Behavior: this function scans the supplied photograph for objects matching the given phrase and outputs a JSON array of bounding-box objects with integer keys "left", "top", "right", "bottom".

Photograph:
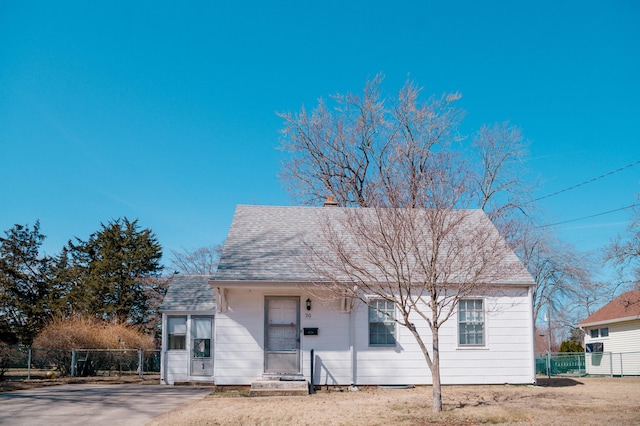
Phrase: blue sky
[{"left": 1, "top": 1, "right": 639, "bottom": 275}]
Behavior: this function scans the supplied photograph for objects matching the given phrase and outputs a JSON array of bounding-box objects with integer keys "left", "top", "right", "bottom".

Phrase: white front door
[
  {"left": 264, "top": 296, "right": 300, "bottom": 374},
  {"left": 190, "top": 316, "right": 213, "bottom": 377}
]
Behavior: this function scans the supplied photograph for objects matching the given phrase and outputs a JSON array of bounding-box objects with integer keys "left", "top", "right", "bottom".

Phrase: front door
[
  {"left": 190, "top": 316, "right": 213, "bottom": 377},
  {"left": 264, "top": 296, "right": 300, "bottom": 374}
]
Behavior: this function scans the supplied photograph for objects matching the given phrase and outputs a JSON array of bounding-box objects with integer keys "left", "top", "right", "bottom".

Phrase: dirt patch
[{"left": 148, "top": 377, "right": 640, "bottom": 425}]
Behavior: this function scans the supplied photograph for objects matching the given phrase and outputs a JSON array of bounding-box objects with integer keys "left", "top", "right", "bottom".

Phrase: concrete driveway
[{"left": 0, "top": 383, "right": 212, "bottom": 425}]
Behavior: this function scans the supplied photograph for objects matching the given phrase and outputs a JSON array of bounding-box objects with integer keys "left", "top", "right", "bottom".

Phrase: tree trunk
[{"left": 431, "top": 330, "right": 443, "bottom": 412}]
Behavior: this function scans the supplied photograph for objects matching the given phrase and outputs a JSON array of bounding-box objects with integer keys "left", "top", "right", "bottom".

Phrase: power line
[
  {"left": 528, "top": 159, "right": 640, "bottom": 204},
  {"left": 538, "top": 203, "right": 640, "bottom": 228}
]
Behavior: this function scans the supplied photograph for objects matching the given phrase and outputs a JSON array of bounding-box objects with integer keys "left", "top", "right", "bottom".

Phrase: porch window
[
  {"left": 459, "top": 299, "right": 484, "bottom": 346},
  {"left": 369, "top": 299, "right": 396, "bottom": 346},
  {"left": 167, "top": 316, "right": 187, "bottom": 350}
]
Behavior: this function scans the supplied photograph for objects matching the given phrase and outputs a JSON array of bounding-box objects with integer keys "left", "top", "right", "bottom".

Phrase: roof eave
[
  {"left": 578, "top": 315, "right": 640, "bottom": 328},
  {"left": 210, "top": 279, "right": 316, "bottom": 289}
]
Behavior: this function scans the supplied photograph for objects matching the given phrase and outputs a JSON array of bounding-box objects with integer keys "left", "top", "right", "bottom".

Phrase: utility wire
[
  {"left": 527, "top": 159, "right": 640, "bottom": 204},
  {"left": 538, "top": 203, "right": 640, "bottom": 228}
]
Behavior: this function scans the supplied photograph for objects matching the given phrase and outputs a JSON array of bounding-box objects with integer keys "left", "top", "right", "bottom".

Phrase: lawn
[{"left": 148, "top": 377, "right": 640, "bottom": 425}]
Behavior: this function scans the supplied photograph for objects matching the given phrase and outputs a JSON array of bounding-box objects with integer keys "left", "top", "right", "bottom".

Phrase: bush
[
  {"left": 559, "top": 339, "right": 584, "bottom": 353},
  {"left": 31, "top": 316, "right": 155, "bottom": 375},
  {"left": 33, "top": 316, "right": 155, "bottom": 351}
]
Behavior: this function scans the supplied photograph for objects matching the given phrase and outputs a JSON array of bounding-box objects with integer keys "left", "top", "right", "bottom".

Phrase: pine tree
[
  {"left": 0, "top": 221, "right": 54, "bottom": 345},
  {"left": 60, "top": 218, "right": 164, "bottom": 325}
]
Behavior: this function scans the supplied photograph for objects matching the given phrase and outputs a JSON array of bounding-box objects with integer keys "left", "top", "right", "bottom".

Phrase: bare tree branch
[{"left": 168, "top": 244, "right": 223, "bottom": 275}]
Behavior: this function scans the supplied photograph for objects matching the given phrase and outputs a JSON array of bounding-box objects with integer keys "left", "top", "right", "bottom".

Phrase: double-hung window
[
  {"left": 459, "top": 299, "right": 484, "bottom": 346},
  {"left": 369, "top": 299, "right": 396, "bottom": 346},
  {"left": 167, "top": 316, "right": 187, "bottom": 350}
]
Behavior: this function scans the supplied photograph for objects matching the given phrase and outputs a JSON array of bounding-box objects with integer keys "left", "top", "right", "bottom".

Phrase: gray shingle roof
[
  {"left": 160, "top": 274, "right": 216, "bottom": 312},
  {"left": 214, "top": 205, "right": 535, "bottom": 286}
]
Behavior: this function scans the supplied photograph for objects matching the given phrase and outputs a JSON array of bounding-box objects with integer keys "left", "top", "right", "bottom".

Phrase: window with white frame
[
  {"left": 369, "top": 299, "right": 396, "bottom": 345},
  {"left": 458, "top": 299, "right": 484, "bottom": 346},
  {"left": 590, "top": 327, "right": 609, "bottom": 338},
  {"left": 167, "top": 316, "right": 187, "bottom": 350}
]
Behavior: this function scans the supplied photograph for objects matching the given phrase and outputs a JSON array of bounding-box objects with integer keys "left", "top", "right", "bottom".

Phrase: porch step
[{"left": 249, "top": 378, "right": 309, "bottom": 397}]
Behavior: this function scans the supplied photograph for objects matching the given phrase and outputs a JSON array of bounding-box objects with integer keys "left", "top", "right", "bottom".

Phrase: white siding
[
  {"left": 350, "top": 287, "right": 534, "bottom": 385},
  {"left": 164, "top": 352, "right": 188, "bottom": 384},
  {"left": 212, "top": 286, "right": 535, "bottom": 385},
  {"left": 214, "top": 290, "right": 267, "bottom": 385},
  {"left": 584, "top": 319, "right": 640, "bottom": 375}
]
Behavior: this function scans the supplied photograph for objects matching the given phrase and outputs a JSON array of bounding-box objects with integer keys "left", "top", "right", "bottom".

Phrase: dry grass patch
[{"left": 148, "top": 377, "right": 640, "bottom": 425}]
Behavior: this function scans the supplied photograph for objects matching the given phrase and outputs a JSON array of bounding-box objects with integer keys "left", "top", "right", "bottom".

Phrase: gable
[{"left": 213, "top": 205, "right": 535, "bottom": 286}]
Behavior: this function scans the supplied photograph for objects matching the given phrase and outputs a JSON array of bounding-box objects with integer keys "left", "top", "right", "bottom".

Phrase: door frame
[
  {"left": 189, "top": 315, "right": 214, "bottom": 377},
  {"left": 264, "top": 296, "right": 301, "bottom": 375}
]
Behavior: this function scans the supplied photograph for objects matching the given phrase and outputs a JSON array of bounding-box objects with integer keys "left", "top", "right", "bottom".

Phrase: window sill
[{"left": 456, "top": 346, "right": 489, "bottom": 350}]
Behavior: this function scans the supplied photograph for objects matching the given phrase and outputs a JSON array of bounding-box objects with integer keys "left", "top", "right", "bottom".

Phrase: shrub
[
  {"left": 33, "top": 316, "right": 155, "bottom": 351},
  {"left": 31, "top": 316, "right": 155, "bottom": 375},
  {"left": 559, "top": 339, "right": 584, "bottom": 353}
]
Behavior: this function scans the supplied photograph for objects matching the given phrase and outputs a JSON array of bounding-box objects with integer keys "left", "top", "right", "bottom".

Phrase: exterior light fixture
[{"left": 306, "top": 298, "right": 312, "bottom": 311}]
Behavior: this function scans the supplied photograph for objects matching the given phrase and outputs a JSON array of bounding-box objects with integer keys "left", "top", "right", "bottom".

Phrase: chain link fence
[
  {"left": 536, "top": 351, "right": 640, "bottom": 377},
  {"left": 1, "top": 346, "right": 160, "bottom": 380}
]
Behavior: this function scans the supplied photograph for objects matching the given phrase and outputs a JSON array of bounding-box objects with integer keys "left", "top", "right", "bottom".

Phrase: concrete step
[{"left": 249, "top": 378, "right": 309, "bottom": 397}]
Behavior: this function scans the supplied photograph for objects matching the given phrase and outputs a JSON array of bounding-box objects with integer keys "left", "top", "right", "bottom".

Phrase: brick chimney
[{"left": 323, "top": 196, "right": 338, "bottom": 207}]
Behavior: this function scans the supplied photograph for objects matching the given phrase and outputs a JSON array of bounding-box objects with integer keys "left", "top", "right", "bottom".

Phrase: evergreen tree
[
  {"left": 559, "top": 339, "right": 584, "bottom": 353},
  {"left": 61, "top": 218, "right": 164, "bottom": 325},
  {"left": 0, "top": 221, "right": 54, "bottom": 345}
]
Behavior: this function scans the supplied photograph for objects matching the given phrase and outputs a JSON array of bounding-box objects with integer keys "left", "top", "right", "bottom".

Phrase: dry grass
[
  {"left": 32, "top": 316, "right": 155, "bottom": 350},
  {"left": 148, "top": 377, "right": 640, "bottom": 425}
]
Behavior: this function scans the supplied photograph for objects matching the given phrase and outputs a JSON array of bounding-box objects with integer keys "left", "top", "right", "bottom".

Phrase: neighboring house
[
  {"left": 161, "top": 205, "right": 537, "bottom": 386},
  {"left": 159, "top": 274, "right": 215, "bottom": 385},
  {"left": 578, "top": 290, "right": 640, "bottom": 376}
]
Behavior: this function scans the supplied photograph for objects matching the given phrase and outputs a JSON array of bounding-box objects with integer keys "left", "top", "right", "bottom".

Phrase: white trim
[
  {"left": 580, "top": 315, "right": 640, "bottom": 328},
  {"left": 457, "top": 298, "right": 487, "bottom": 348},
  {"left": 216, "top": 287, "right": 228, "bottom": 313}
]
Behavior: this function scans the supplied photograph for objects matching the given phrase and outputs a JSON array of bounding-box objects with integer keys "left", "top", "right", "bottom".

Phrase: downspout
[
  {"left": 160, "top": 313, "right": 166, "bottom": 384},
  {"left": 528, "top": 286, "right": 536, "bottom": 384},
  {"left": 350, "top": 305, "right": 356, "bottom": 387}
]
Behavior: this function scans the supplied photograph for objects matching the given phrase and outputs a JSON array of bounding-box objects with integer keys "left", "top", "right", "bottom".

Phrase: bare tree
[
  {"left": 279, "top": 76, "right": 534, "bottom": 413},
  {"left": 517, "top": 226, "right": 592, "bottom": 326},
  {"left": 168, "top": 244, "right": 223, "bottom": 275},
  {"left": 306, "top": 207, "right": 523, "bottom": 412},
  {"left": 605, "top": 197, "right": 640, "bottom": 293},
  {"left": 278, "top": 75, "right": 465, "bottom": 208},
  {"left": 472, "top": 121, "right": 534, "bottom": 244}
]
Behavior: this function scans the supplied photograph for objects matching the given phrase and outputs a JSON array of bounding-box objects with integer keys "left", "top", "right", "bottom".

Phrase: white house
[
  {"left": 161, "top": 205, "right": 537, "bottom": 387},
  {"left": 159, "top": 274, "right": 216, "bottom": 385},
  {"left": 578, "top": 290, "right": 640, "bottom": 376}
]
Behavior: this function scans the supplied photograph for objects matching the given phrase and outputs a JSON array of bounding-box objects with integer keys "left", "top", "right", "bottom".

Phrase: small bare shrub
[
  {"left": 33, "top": 316, "right": 155, "bottom": 350},
  {"left": 32, "top": 317, "right": 155, "bottom": 375}
]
